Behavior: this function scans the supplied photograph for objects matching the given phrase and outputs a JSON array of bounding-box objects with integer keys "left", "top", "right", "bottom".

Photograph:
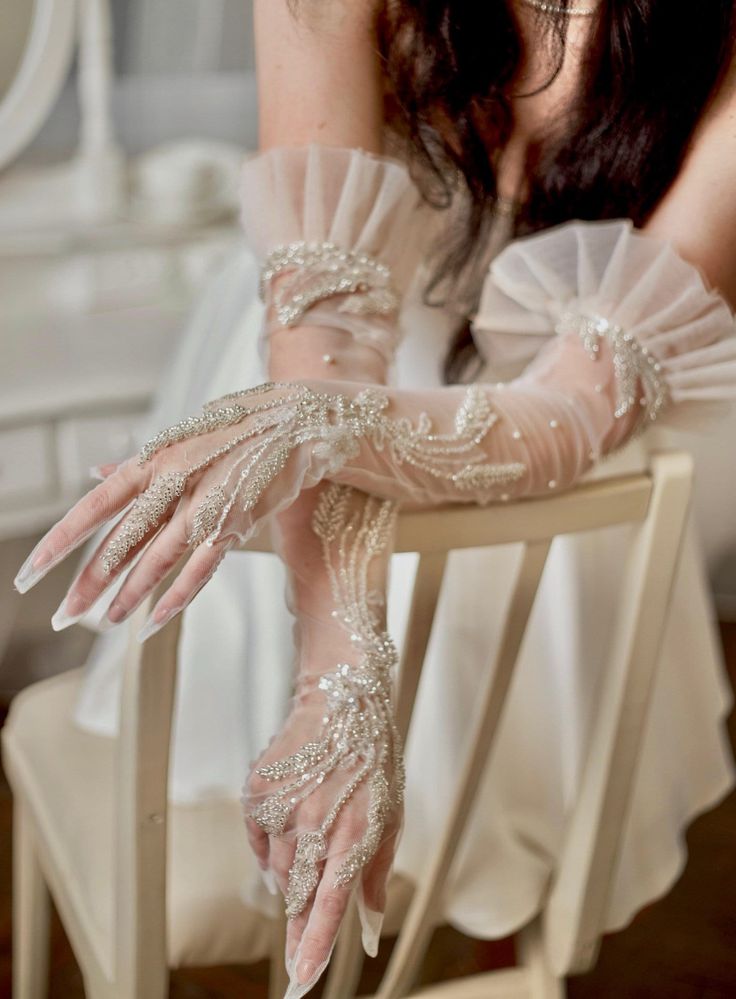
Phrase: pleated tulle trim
[{"left": 472, "top": 219, "right": 736, "bottom": 424}]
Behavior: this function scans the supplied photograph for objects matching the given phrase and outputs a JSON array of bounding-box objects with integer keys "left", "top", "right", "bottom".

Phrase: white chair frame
[{"left": 5, "top": 451, "right": 695, "bottom": 998}]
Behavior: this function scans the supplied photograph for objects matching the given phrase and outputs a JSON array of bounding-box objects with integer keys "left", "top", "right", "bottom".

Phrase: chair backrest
[{"left": 113, "top": 451, "right": 693, "bottom": 999}]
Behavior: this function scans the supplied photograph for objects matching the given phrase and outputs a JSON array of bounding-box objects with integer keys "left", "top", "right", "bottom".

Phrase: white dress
[{"left": 72, "top": 217, "right": 736, "bottom": 940}]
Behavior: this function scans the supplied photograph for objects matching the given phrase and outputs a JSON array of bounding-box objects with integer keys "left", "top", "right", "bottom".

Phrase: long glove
[
  {"left": 13, "top": 220, "right": 736, "bottom": 999},
  {"left": 15, "top": 221, "right": 736, "bottom": 623},
  {"left": 244, "top": 484, "right": 403, "bottom": 999},
  {"left": 240, "top": 145, "right": 425, "bottom": 996}
]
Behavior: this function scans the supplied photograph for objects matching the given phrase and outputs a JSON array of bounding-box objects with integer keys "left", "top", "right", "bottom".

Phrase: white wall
[{"left": 122, "top": 0, "right": 255, "bottom": 74}]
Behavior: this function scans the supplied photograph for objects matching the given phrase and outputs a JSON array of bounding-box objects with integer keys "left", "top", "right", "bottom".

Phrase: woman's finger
[
  {"left": 104, "top": 515, "right": 191, "bottom": 625},
  {"left": 49, "top": 499, "right": 174, "bottom": 631},
  {"left": 286, "top": 905, "right": 311, "bottom": 970},
  {"left": 89, "top": 461, "right": 122, "bottom": 481},
  {"left": 137, "top": 534, "right": 236, "bottom": 641},
  {"left": 245, "top": 817, "right": 273, "bottom": 884},
  {"left": 269, "top": 836, "right": 297, "bottom": 897},
  {"left": 357, "top": 823, "right": 399, "bottom": 957},
  {"left": 288, "top": 823, "right": 356, "bottom": 995},
  {"left": 14, "top": 458, "right": 143, "bottom": 594},
  {"left": 49, "top": 472, "right": 190, "bottom": 629}
]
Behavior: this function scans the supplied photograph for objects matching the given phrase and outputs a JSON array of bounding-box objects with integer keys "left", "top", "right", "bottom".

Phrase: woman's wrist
[{"left": 267, "top": 319, "right": 389, "bottom": 385}]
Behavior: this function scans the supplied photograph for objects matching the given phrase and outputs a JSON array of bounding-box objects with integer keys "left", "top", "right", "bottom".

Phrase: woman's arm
[
  {"left": 252, "top": 5, "right": 404, "bottom": 994},
  {"left": 255, "top": 0, "right": 384, "bottom": 152},
  {"left": 645, "top": 56, "right": 736, "bottom": 301}
]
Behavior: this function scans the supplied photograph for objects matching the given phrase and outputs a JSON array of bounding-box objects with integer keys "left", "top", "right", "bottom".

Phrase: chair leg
[
  {"left": 517, "top": 917, "right": 565, "bottom": 999},
  {"left": 13, "top": 801, "right": 50, "bottom": 999}
]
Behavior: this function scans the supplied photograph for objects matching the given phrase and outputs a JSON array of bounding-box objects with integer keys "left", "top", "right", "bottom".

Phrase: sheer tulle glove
[
  {"left": 8, "top": 351, "right": 619, "bottom": 639},
  {"left": 11, "top": 381, "right": 391, "bottom": 635},
  {"left": 14, "top": 221, "right": 736, "bottom": 629},
  {"left": 242, "top": 144, "right": 418, "bottom": 997},
  {"left": 241, "top": 143, "right": 427, "bottom": 367},
  {"left": 243, "top": 486, "right": 402, "bottom": 998}
]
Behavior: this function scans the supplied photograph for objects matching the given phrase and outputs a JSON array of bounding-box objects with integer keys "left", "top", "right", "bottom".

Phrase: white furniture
[
  {"left": 2, "top": 452, "right": 694, "bottom": 998},
  {"left": 0, "top": 0, "right": 243, "bottom": 544},
  {"left": 0, "top": 0, "right": 245, "bottom": 665}
]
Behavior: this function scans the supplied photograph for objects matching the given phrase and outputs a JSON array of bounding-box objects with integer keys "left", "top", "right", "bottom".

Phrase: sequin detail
[
  {"left": 100, "top": 471, "right": 187, "bottom": 574},
  {"left": 558, "top": 311, "right": 670, "bottom": 423},
  {"left": 259, "top": 241, "right": 400, "bottom": 327},
  {"left": 135, "top": 383, "right": 527, "bottom": 553},
  {"left": 245, "top": 485, "right": 403, "bottom": 919}
]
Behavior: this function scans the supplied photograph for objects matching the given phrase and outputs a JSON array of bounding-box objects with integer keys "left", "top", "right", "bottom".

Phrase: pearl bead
[
  {"left": 594, "top": 384, "right": 604, "bottom": 393},
  {"left": 322, "top": 353, "right": 335, "bottom": 364},
  {"left": 512, "top": 430, "right": 523, "bottom": 440},
  {"left": 549, "top": 419, "right": 559, "bottom": 429},
  {"left": 548, "top": 479, "right": 557, "bottom": 489}
]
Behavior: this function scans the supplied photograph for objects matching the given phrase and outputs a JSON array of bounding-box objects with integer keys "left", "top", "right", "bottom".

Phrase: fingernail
[
  {"left": 90, "top": 462, "right": 119, "bottom": 480},
  {"left": 297, "top": 960, "right": 316, "bottom": 986},
  {"left": 360, "top": 908, "right": 384, "bottom": 958},
  {"left": 51, "top": 594, "right": 86, "bottom": 631},
  {"left": 106, "top": 603, "right": 127, "bottom": 624},
  {"left": 283, "top": 959, "right": 327, "bottom": 999},
  {"left": 137, "top": 604, "right": 182, "bottom": 643},
  {"left": 259, "top": 866, "right": 279, "bottom": 896},
  {"left": 13, "top": 544, "right": 53, "bottom": 594}
]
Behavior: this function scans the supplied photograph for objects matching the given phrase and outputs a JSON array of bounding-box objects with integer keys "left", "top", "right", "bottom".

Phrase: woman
[{"left": 14, "top": 2, "right": 736, "bottom": 996}]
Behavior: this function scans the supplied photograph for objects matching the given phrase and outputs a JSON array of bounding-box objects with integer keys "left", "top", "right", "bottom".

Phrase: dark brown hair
[{"left": 296, "top": 1, "right": 736, "bottom": 379}]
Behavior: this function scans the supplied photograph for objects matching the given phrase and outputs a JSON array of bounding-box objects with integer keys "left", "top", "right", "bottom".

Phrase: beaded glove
[
  {"left": 243, "top": 484, "right": 402, "bottom": 998},
  {"left": 15, "top": 219, "right": 736, "bottom": 623},
  {"left": 241, "top": 143, "right": 428, "bottom": 366},
  {"left": 241, "top": 144, "right": 422, "bottom": 995}
]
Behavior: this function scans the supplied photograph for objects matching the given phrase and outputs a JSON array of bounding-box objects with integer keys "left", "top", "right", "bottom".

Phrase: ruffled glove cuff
[
  {"left": 472, "top": 219, "right": 736, "bottom": 427},
  {"left": 240, "top": 143, "right": 428, "bottom": 364}
]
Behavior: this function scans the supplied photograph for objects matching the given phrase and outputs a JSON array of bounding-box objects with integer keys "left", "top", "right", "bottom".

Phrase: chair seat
[{"left": 1, "top": 668, "right": 275, "bottom": 970}]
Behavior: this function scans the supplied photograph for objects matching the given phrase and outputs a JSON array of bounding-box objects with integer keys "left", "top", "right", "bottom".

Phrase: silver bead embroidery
[
  {"left": 244, "top": 485, "right": 403, "bottom": 919},
  {"left": 134, "top": 383, "right": 527, "bottom": 555},
  {"left": 100, "top": 471, "right": 187, "bottom": 574},
  {"left": 260, "top": 241, "right": 400, "bottom": 327},
  {"left": 557, "top": 310, "right": 670, "bottom": 423}
]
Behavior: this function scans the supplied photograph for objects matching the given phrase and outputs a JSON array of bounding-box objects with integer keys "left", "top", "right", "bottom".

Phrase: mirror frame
[{"left": 0, "top": 0, "right": 77, "bottom": 170}]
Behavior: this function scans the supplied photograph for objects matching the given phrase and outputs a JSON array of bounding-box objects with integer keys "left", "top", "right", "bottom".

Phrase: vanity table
[{"left": 0, "top": 0, "right": 248, "bottom": 662}]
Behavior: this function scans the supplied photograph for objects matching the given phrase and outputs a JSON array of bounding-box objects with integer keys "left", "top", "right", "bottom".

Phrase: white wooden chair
[{"left": 2, "top": 451, "right": 696, "bottom": 999}]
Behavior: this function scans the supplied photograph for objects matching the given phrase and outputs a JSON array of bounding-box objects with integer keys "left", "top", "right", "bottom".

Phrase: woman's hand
[
  {"left": 244, "top": 689, "right": 402, "bottom": 994},
  {"left": 13, "top": 382, "right": 338, "bottom": 639},
  {"left": 241, "top": 482, "right": 402, "bottom": 996}
]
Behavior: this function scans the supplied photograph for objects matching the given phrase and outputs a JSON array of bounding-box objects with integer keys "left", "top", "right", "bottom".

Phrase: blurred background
[
  {"left": 1, "top": 0, "right": 258, "bottom": 696},
  {"left": 1, "top": 2, "right": 736, "bottom": 997}
]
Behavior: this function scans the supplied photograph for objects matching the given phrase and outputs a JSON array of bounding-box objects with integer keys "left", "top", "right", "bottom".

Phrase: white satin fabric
[{"left": 72, "top": 230, "right": 736, "bottom": 940}]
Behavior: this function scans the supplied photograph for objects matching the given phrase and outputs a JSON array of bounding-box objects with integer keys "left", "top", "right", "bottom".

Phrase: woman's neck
[{"left": 497, "top": 2, "right": 600, "bottom": 201}]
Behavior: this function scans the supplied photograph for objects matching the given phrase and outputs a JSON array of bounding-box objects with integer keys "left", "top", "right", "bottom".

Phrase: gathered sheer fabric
[
  {"left": 240, "top": 143, "right": 430, "bottom": 365},
  {"left": 474, "top": 219, "right": 736, "bottom": 411},
  {"left": 128, "top": 218, "right": 736, "bottom": 538}
]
